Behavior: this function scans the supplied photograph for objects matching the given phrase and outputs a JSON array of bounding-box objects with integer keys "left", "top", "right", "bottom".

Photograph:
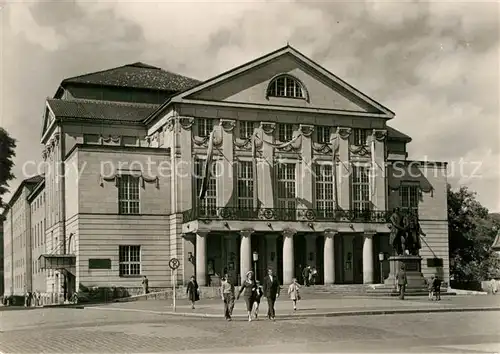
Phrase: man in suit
[
  {"left": 263, "top": 268, "right": 280, "bottom": 320},
  {"left": 397, "top": 265, "right": 408, "bottom": 300}
]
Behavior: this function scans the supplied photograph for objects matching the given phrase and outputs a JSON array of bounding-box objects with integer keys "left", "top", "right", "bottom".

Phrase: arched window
[{"left": 267, "top": 75, "right": 305, "bottom": 99}]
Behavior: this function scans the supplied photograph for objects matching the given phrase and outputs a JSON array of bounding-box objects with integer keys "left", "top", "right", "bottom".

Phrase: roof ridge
[
  {"left": 61, "top": 62, "right": 169, "bottom": 83},
  {"left": 48, "top": 98, "right": 161, "bottom": 108}
]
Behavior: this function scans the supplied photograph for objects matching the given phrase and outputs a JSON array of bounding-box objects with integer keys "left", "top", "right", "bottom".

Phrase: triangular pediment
[
  {"left": 41, "top": 102, "right": 56, "bottom": 142},
  {"left": 171, "top": 46, "right": 394, "bottom": 117}
]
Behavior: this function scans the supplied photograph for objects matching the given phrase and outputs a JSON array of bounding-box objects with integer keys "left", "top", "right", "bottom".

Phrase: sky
[{"left": 0, "top": 0, "right": 499, "bottom": 212}]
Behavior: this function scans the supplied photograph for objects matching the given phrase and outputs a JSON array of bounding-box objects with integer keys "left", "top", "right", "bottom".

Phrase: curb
[{"left": 83, "top": 305, "right": 500, "bottom": 319}]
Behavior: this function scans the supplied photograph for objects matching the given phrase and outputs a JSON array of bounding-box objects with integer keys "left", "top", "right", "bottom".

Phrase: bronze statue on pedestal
[
  {"left": 390, "top": 208, "right": 426, "bottom": 256},
  {"left": 404, "top": 210, "right": 426, "bottom": 256},
  {"left": 389, "top": 208, "right": 405, "bottom": 255}
]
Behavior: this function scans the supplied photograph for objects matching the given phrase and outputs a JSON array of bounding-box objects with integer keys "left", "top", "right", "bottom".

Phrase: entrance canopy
[{"left": 38, "top": 254, "right": 76, "bottom": 269}]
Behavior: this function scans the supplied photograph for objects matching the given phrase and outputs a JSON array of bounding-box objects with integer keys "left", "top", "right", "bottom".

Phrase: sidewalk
[{"left": 85, "top": 295, "right": 500, "bottom": 319}]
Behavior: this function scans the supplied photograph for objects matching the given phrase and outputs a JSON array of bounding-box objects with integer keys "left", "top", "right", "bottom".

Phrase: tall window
[
  {"left": 267, "top": 76, "right": 305, "bottom": 98},
  {"left": 239, "top": 121, "right": 254, "bottom": 139},
  {"left": 278, "top": 124, "right": 294, "bottom": 142},
  {"left": 195, "top": 160, "right": 217, "bottom": 216},
  {"left": 352, "top": 128, "right": 371, "bottom": 146},
  {"left": 352, "top": 166, "right": 370, "bottom": 211},
  {"left": 119, "top": 245, "right": 141, "bottom": 276},
  {"left": 276, "top": 163, "right": 296, "bottom": 219},
  {"left": 315, "top": 164, "right": 335, "bottom": 218},
  {"left": 237, "top": 161, "right": 254, "bottom": 210},
  {"left": 118, "top": 175, "right": 140, "bottom": 215},
  {"left": 316, "top": 126, "right": 331, "bottom": 144},
  {"left": 399, "top": 184, "right": 419, "bottom": 212},
  {"left": 197, "top": 118, "right": 215, "bottom": 138}
]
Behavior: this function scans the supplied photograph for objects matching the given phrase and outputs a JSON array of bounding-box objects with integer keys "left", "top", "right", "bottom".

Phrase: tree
[
  {"left": 0, "top": 127, "right": 16, "bottom": 208},
  {"left": 448, "top": 184, "right": 500, "bottom": 282}
]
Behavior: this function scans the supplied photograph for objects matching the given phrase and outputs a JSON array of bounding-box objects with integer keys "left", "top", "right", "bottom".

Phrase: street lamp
[
  {"left": 378, "top": 252, "right": 385, "bottom": 284},
  {"left": 252, "top": 251, "right": 259, "bottom": 281}
]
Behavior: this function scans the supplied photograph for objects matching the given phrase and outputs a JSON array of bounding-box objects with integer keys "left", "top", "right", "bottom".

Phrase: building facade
[
  {"left": 3, "top": 46, "right": 449, "bottom": 300},
  {"left": 2, "top": 176, "right": 43, "bottom": 296}
]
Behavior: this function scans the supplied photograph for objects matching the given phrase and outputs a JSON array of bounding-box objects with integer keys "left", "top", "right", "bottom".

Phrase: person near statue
[{"left": 396, "top": 265, "right": 408, "bottom": 300}]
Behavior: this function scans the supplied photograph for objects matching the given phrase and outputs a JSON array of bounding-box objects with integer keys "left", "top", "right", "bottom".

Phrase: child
[
  {"left": 253, "top": 280, "right": 264, "bottom": 319},
  {"left": 427, "top": 275, "right": 435, "bottom": 301},
  {"left": 288, "top": 278, "right": 301, "bottom": 310}
]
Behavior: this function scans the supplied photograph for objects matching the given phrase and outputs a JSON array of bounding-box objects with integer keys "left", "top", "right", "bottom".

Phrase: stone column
[
  {"left": 257, "top": 122, "right": 275, "bottom": 208},
  {"left": 282, "top": 228, "right": 296, "bottom": 284},
  {"left": 336, "top": 127, "right": 352, "bottom": 210},
  {"left": 182, "top": 233, "right": 195, "bottom": 284},
  {"left": 298, "top": 125, "right": 314, "bottom": 209},
  {"left": 240, "top": 229, "right": 254, "bottom": 283},
  {"left": 371, "top": 129, "right": 387, "bottom": 211},
  {"left": 266, "top": 234, "right": 277, "bottom": 273},
  {"left": 362, "top": 232, "right": 375, "bottom": 284},
  {"left": 323, "top": 229, "right": 337, "bottom": 284},
  {"left": 196, "top": 230, "right": 209, "bottom": 286},
  {"left": 218, "top": 119, "right": 235, "bottom": 208}
]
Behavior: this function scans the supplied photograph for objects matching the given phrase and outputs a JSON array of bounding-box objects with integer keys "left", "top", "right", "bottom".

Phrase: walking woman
[
  {"left": 288, "top": 278, "right": 301, "bottom": 311},
  {"left": 236, "top": 270, "right": 257, "bottom": 322},
  {"left": 186, "top": 275, "right": 200, "bottom": 309}
]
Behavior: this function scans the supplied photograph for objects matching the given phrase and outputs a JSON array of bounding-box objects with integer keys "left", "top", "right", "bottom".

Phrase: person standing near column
[
  {"left": 396, "top": 265, "right": 407, "bottom": 300},
  {"left": 263, "top": 268, "right": 280, "bottom": 320}
]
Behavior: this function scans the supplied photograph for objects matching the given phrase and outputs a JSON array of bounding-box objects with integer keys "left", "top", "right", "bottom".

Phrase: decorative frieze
[
  {"left": 337, "top": 127, "right": 352, "bottom": 140},
  {"left": 260, "top": 122, "right": 276, "bottom": 135},
  {"left": 372, "top": 129, "right": 387, "bottom": 141},
  {"left": 101, "top": 135, "right": 121, "bottom": 144},
  {"left": 165, "top": 118, "right": 175, "bottom": 132},
  {"left": 179, "top": 117, "right": 195, "bottom": 130},
  {"left": 219, "top": 119, "right": 236, "bottom": 132},
  {"left": 299, "top": 124, "right": 314, "bottom": 137}
]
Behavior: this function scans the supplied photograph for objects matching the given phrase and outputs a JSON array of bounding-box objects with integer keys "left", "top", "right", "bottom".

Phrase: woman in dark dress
[
  {"left": 186, "top": 276, "right": 199, "bottom": 309},
  {"left": 236, "top": 270, "right": 257, "bottom": 322}
]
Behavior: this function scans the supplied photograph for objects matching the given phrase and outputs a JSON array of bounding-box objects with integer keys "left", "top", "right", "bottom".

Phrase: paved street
[
  {"left": 85, "top": 294, "right": 500, "bottom": 318},
  {"left": 1, "top": 302, "right": 500, "bottom": 353}
]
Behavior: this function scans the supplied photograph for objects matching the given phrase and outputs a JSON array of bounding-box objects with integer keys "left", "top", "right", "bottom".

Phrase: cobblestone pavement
[
  {"left": 0, "top": 306, "right": 499, "bottom": 353},
  {"left": 85, "top": 295, "right": 500, "bottom": 317}
]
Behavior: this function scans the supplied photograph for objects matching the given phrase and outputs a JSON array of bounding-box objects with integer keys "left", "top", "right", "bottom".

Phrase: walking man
[
  {"left": 397, "top": 265, "right": 408, "bottom": 300},
  {"left": 263, "top": 268, "right": 280, "bottom": 320},
  {"left": 220, "top": 275, "right": 235, "bottom": 321}
]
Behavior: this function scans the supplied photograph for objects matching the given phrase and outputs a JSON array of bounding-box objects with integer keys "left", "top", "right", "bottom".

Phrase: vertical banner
[
  {"left": 252, "top": 133, "right": 258, "bottom": 210},
  {"left": 331, "top": 134, "right": 339, "bottom": 211},
  {"left": 370, "top": 136, "right": 376, "bottom": 197},
  {"left": 199, "top": 130, "right": 215, "bottom": 200}
]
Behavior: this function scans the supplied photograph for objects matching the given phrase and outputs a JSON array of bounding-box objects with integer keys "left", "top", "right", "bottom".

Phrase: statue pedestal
[
  {"left": 366, "top": 255, "right": 428, "bottom": 296},
  {"left": 384, "top": 255, "right": 427, "bottom": 289}
]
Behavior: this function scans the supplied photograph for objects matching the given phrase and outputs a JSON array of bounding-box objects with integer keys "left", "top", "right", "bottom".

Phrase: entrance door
[{"left": 342, "top": 235, "right": 355, "bottom": 283}]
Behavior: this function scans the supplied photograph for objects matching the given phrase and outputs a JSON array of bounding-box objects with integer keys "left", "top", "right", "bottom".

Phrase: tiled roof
[
  {"left": 61, "top": 62, "right": 201, "bottom": 92},
  {"left": 386, "top": 126, "right": 412, "bottom": 142},
  {"left": 47, "top": 99, "right": 161, "bottom": 122}
]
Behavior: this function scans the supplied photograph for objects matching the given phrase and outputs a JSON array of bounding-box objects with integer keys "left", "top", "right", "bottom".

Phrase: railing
[{"left": 182, "top": 207, "right": 391, "bottom": 223}]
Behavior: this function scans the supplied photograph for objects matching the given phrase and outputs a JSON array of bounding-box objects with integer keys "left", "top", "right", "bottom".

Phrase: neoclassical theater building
[{"left": 3, "top": 45, "right": 449, "bottom": 298}]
